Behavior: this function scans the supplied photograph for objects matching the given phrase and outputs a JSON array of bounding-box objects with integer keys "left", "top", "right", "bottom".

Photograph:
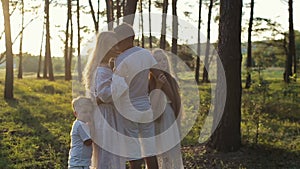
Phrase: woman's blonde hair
[{"left": 82, "top": 31, "right": 118, "bottom": 91}]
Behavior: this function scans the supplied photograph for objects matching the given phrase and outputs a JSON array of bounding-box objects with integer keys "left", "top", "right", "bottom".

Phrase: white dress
[
  {"left": 154, "top": 100, "right": 184, "bottom": 169},
  {"left": 90, "top": 66, "right": 126, "bottom": 169}
]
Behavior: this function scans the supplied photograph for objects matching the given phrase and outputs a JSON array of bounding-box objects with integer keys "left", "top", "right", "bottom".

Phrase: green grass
[
  {"left": 0, "top": 68, "right": 299, "bottom": 168},
  {"left": 0, "top": 71, "right": 73, "bottom": 168}
]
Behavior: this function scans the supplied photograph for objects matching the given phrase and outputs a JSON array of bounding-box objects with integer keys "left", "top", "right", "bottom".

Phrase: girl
[{"left": 149, "top": 48, "right": 184, "bottom": 169}]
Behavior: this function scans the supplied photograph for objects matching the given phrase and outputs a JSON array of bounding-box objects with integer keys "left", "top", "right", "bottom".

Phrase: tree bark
[
  {"left": 288, "top": 0, "right": 296, "bottom": 76},
  {"left": 64, "top": 0, "right": 71, "bottom": 80},
  {"left": 160, "top": 0, "right": 168, "bottom": 50},
  {"left": 208, "top": 0, "right": 242, "bottom": 152},
  {"left": 2, "top": 0, "right": 14, "bottom": 99},
  {"left": 140, "top": 0, "right": 145, "bottom": 48},
  {"left": 245, "top": 0, "right": 254, "bottom": 88},
  {"left": 37, "top": 16, "right": 45, "bottom": 78},
  {"left": 148, "top": 0, "right": 152, "bottom": 48},
  {"left": 88, "top": 0, "right": 98, "bottom": 33},
  {"left": 18, "top": 0, "right": 24, "bottom": 79},
  {"left": 116, "top": 0, "right": 121, "bottom": 25},
  {"left": 45, "top": 0, "right": 54, "bottom": 81},
  {"left": 77, "top": 0, "right": 82, "bottom": 82},
  {"left": 202, "top": 0, "right": 213, "bottom": 83},
  {"left": 106, "top": 0, "right": 114, "bottom": 30},
  {"left": 68, "top": 10, "right": 74, "bottom": 80},
  {"left": 123, "top": 0, "right": 138, "bottom": 25},
  {"left": 195, "top": 0, "right": 202, "bottom": 84},
  {"left": 171, "top": 0, "right": 178, "bottom": 55},
  {"left": 122, "top": 0, "right": 126, "bottom": 16}
]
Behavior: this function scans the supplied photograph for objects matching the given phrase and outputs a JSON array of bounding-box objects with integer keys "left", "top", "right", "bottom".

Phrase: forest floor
[
  {"left": 0, "top": 69, "right": 299, "bottom": 169},
  {"left": 182, "top": 144, "right": 300, "bottom": 169}
]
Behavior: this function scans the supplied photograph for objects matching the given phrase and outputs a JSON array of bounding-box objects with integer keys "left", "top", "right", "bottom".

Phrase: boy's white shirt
[{"left": 78, "top": 120, "right": 91, "bottom": 138}]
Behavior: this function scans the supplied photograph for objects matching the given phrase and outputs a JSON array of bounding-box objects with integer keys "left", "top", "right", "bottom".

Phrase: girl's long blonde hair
[{"left": 83, "top": 31, "right": 118, "bottom": 92}]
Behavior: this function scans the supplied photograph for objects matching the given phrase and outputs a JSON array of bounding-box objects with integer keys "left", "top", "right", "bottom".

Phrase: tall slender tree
[
  {"left": 88, "top": 0, "right": 99, "bottom": 33},
  {"left": 122, "top": 0, "right": 126, "bottom": 16},
  {"left": 64, "top": 0, "right": 72, "bottom": 80},
  {"left": 160, "top": 0, "right": 168, "bottom": 49},
  {"left": 202, "top": 0, "right": 214, "bottom": 83},
  {"left": 2, "top": 0, "right": 14, "bottom": 99},
  {"left": 116, "top": 0, "right": 121, "bottom": 25},
  {"left": 68, "top": 10, "right": 74, "bottom": 80},
  {"left": 18, "top": 0, "right": 24, "bottom": 79},
  {"left": 123, "top": 0, "right": 139, "bottom": 25},
  {"left": 288, "top": 0, "right": 296, "bottom": 76},
  {"left": 195, "top": 0, "right": 203, "bottom": 84},
  {"left": 44, "top": 0, "right": 54, "bottom": 81},
  {"left": 208, "top": 0, "right": 242, "bottom": 152},
  {"left": 139, "top": 0, "right": 145, "bottom": 47},
  {"left": 171, "top": 0, "right": 178, "bottom": 55},
  {"left": 77, "top": 0, "right": 82, "bottom": 82},
  {"left": 148, "top": 0, "right": 152, "bottom": 48},
  {"left": 245, "top": 0, "right": 254, "bottom": 88},
  {"left": 106, "top": 0, "right": 114, "bottom": 30},
  {"left": 283, "top": 0, "right": 295, "bottom": 83},
  {"left": 37, "top": 12, "right": 45, "bottom": 78}
]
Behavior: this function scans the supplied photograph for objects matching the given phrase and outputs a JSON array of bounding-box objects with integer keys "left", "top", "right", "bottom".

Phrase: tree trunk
[
  {"left": 106, "top": 0, "right": 114, "bottom": 30},
  {"left": 160, "top": 0, "right": 168, "bottom": 50},
  {"left": 43, "top": 0, "right": 48, "bottom": 78},
  {"left": 77, "top": 0, "right": 82, "bottom": 82},
  {"left": 2, "top": 0, "right": 14, "bottom": 99},
  {"left": 123, "top": 0, "right": 138, "bottom": 25},
  {"left": 245, "top": 0, "right": 254, "bottom": 88},
  {"left": 64, "top": 0, "right": 71, "bottom": 80},
  {"left": 208, "top": 0, "right": 242, "bottom": 152},
  {"left": 202, "top": 0, "right": 213, "bottom": 83},
  {"left": 116, "top": 0, "right": 121, "bottom": 25},
  {"left": 88, "top": 0, "right": 98, "bottom": 33},
  {"left": 289, "top": 0, "right": 296, "bottom": 76},
  {"left": 37, "top": 16, "right": 45, "bottom": 79},
  {"left": 67, "top": 10, "right": 74, "bottom": 80},
  {"left": 195, "top": 0, "right": 202, "bottom": 84},
  {"left": 97, "top": 0, "right": 100, "bottom": 30},
  {"left": 18, "top": 0, "right": 24, "bottom": 79},
  {"left": 45, "top": 0, "right": 54, "bottom": 81},
  {"left": 122, "top": 0, "right": 126, "bottom": 16},
  {"left": 140, "top": 0, "right": 145, "bottom": 48},
  {"left": 148, "top": 0, "right": 152, "bottom": 48},
  {"left": 171, "top": 0, "right": 178, "bottom": 55}
]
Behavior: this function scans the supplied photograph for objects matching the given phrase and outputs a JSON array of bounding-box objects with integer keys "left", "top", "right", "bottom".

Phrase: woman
[
  {"left": 83, "top": 31, "right": 126, "bottom": 169},
  {"left": 149, "top": 48, "right": 184, "bottom": 169}
]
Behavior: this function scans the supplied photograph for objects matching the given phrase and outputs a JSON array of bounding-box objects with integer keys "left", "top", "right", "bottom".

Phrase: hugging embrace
[{"left": 68, "top": 23, "right": 183, "bottom": 169}]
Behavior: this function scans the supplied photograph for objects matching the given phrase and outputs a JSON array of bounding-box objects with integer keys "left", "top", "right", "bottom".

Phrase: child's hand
[
  {"left": 156, "top": 73, "right": 167, "bottom": 88},
  {"left": 84, "top": 139, "right": 93, "bottom": 146},
  {"left": 109, "top": 58, "right": 115, "bottom": 70}
]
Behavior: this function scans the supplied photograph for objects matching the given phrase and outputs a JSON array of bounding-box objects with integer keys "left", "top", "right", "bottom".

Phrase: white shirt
[{"left": 68, "top": 120, "right": 92, "bottom": 167}]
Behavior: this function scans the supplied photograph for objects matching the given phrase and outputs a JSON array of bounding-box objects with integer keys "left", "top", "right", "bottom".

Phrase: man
[{"left": 113, "top": 23, "right": 158, "bottom": 169}]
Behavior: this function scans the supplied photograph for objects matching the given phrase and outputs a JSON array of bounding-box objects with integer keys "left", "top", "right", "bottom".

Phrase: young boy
[{"left": 68, "top": 96, "right": 94, "bottom": 169}]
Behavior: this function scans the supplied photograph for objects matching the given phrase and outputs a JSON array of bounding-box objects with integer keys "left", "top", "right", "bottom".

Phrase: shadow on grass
[
  {"left": 3, "top": 98, "right": 68, "bottom": 168},
  {"left": 182, "top": 144, "right": 300, "bottom": 169},
  {"left": 0, "top": 127, "right": 11, "bottom": 168}
]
